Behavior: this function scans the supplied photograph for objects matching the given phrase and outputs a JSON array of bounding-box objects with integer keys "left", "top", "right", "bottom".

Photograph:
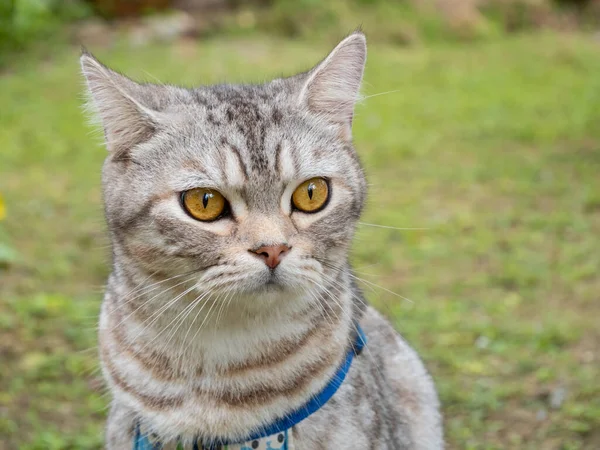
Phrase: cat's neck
[
  {"left": 100, "top": 268, "right": 357, "bottom": 441},
  {"left": 107, "top": 268, "right": 353, "bottom": 366}
]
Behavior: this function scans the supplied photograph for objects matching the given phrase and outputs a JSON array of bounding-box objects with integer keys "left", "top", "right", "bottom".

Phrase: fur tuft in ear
[
  {"left": 299, "top": 32, "right": 367, "bottom": 133},
  {"left": 80, "top": 52, "right": 159, "bottom": 158}
]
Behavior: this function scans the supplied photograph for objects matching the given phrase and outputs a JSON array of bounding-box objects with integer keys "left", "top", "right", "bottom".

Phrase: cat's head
[{"left": 82, "top": 33, "right": 367, "bottom": 307}]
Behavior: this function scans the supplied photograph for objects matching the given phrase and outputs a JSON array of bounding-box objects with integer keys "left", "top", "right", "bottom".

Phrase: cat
[{"left": 81, "top": 31, "right": 443, "bottom": 449}]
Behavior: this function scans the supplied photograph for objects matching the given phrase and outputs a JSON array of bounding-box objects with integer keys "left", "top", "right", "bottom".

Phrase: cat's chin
[
  {"left": 246, "top": 277, "right": 298, "bottom": 295},
  {"left": 231, "top": 273, "right": 311, "bottom": 304},
  {"left": 263, "top": 277, "right": 284, "bottom": 289},
  {"left": 238, "top": 265, "right": 314, "bottom": 293}
]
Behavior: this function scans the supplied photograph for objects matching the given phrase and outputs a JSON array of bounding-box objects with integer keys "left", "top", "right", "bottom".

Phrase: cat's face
[{"left": 83, "top": 33, "right": 367, "bottom": 307}]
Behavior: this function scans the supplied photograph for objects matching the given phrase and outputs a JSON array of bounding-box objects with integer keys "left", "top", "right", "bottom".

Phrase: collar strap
[{"left": 135, "top": 325, "right": 367, "bottom": 449}]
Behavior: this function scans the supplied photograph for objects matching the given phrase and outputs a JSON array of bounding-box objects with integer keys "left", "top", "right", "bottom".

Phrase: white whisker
[
  {"left": 107, "top": 275, "right": 197, "bottom": 334},
  {"left": 358, "top": 222, "right": 430, "bottom": 231},
  {"left": 128, "top": 283, "right": 198, "bottom": 355}
]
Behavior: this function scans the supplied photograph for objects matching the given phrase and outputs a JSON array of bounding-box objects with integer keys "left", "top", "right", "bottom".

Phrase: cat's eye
[
  {"left": 181, "top": 188, "right": 228, "bottom": 221},
  {"left": 292, "top": 177, "right": 329, "bottom": 213}
]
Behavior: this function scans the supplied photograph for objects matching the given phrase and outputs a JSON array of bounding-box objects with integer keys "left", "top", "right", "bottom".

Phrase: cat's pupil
[
  {"left": 307, "top": 183, "right": 314, "bottom": 200},
  {"left": 251, "top": 440, "right": 259, "bottom": 449},
  {"left": 202, "top": 192, "right": 211, "bottom": 208},
  {"left": 277, "top": 433, "right": 284, "bottom": 442}
]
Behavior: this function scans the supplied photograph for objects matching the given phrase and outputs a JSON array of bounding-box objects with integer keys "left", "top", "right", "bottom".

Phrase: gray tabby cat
[{"left": 81, "top": 32, "right": 443, "bottom": 449}]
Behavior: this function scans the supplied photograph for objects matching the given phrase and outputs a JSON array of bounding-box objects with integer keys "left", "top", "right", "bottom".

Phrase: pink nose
[{"left": 249, "top": 244, "right": 290, "bottom": 269}]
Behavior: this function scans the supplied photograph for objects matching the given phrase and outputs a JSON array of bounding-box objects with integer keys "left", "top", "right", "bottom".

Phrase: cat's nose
[{"left": 249, "top": 244, "right": 291, "bottom": 269}]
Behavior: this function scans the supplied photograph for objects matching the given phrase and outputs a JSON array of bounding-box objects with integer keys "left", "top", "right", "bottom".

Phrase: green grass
[{"left": 1, "top": 32, "right": 600, "bottom": 449}]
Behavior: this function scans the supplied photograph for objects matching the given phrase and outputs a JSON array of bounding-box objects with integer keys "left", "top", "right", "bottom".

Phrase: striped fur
[{"left": 83, "top": 32, "right": 443, "bottom": 449}]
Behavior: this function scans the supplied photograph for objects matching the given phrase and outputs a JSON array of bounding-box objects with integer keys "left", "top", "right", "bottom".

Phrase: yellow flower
[{"left": 0, "top": 194, "right": 5, "bottom": 221}]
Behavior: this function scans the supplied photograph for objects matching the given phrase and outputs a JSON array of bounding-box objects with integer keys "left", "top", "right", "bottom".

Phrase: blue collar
[{"left": 134, "top": 325, "right": 367, "bottom": 450}]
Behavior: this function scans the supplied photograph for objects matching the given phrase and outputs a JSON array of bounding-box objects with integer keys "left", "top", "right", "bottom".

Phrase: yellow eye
[
  {"left": 292, "top": 178, "right": 329, "bottom": 213},
  {"left": 181, "top": 188, "right": 227, "bottom": 221}
]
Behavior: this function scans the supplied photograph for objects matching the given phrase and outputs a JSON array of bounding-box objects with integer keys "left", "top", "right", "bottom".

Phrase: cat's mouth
[
  {"left": 254, "top": 266, "right": 304, "bottom": 293},
  {"left": 262, "top": 271, "right": 285, "bottom": 289}
]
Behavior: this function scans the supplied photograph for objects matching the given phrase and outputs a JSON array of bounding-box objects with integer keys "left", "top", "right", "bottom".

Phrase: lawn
[{"left": 1, "top": 32, "right": 599, "bottom": 449}]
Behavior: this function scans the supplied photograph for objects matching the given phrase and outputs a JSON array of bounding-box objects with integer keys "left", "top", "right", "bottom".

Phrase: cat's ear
[
  {"left": 298, "top": 31, "right": 366, "bottom": 136},
  {"left": 80, "top": 51, "right": 160, "bottom": 158}
]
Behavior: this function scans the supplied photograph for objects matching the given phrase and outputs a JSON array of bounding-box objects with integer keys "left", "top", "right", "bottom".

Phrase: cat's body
[{"left": 82, "top": 32, "right": 443, "bottom": 449}]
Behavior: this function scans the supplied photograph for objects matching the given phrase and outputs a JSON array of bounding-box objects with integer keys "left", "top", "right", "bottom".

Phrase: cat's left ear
[
  {"left": 297, "top": 31, "right": 367, "bottom": 138},
  {"left": 80, "top": 50, "right": 164, "bottom": 159}
]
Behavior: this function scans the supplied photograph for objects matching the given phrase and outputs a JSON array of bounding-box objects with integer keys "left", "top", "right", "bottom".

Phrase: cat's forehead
[
  {"left": 195, "top": 80, "right": 291, "bottom": 106},
  {"left": 194, "top": 83, "right": 289, "bottom": 177},
  {"left": 187, "top": 81, "right": 293, "bottom": 125},
  {"left": 162, "top": 82, "right": 346, "bottom": 187}
]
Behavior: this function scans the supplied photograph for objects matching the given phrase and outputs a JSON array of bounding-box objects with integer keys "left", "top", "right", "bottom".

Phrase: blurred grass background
[{"left": 1, "top": 0, "right": 600, "bottom": 448}]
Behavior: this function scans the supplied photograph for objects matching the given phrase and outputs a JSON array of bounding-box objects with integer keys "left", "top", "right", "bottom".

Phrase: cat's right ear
[
  {"left": 297, "top": 31, "right": 367, "bottom": 139},
  {"left": 80, "top": 51, "right": 160, "bottom": 158}
]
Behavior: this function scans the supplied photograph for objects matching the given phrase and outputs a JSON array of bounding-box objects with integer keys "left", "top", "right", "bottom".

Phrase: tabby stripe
[
  {"left": 196, "top": 341, "right": 344, "bottom": 408},
  {"left": 274, "top": 141, "right": 282, "bottom": 174},
  {"left": 112, "top": 198, "right": 155, "bottom": 232},
  {"left": 221, "top": 313, "right": 328, "bottom": 375},
  {"left": 101, "top": 346, "right": 184, "bottom": 410},
  {"left": 221, "top": 137, "right": 249, "bottom": 181},
  {"left": 109, "top": 317, "right": 189, "bottom": 381}
]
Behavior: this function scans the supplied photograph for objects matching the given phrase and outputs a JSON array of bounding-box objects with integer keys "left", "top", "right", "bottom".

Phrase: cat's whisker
[
  {"left": 315, "top": 260, "right": 374, "bottom": 304},
  {"left": 130, "top": 283, "right": 200, "bottom": 355},
  {"left": 350, "top": 274, "right": 415, "bottom": 304},
  {"left": 324, "top": 265, "right": 414, "bottom": 342},
  {"left": 162, "top": 290, "right": 212, "bottom": 354},
  {"left": 107, "top": 275, "right": 197, "bottom": 334},
  {"left": 180, "top": 290, "right": 214, "bottom": 347},
  {"left": 151, "top": 289, "right": 208, "bottom": 351},
  {"left": 300, "top": 88, "right": 402, "bottom": 137},
  {"left": 324, "top": 273, "right": 372, "bottom": 307},
  {"left": 176, "top": 289, "right": 216, "bottom": 366},
  {"left": 107, "top": 270, "right": 197, "bottom": 314},
  {"left": 349, "top": 268, "right": 382, "bottom": 277},
  {"left": 309, "top": 273, "right": 393, "bottom": 385},
  {"left": 302, "top": 284, "right": 336, "bottom": 329},
  {"left": 318, "top": 258, "right": 415, "bottom": 305},
  {"left": 357, "top": 222, "right": 430, "bottom": 231},
  {"left": 360, "top": 89, "right": 403, "bottom": 102},
  {"left": 123, "top": 265, "right": 202, "bottom": 296},
  {"left": 113, "top": 270, "right": 160, "bottom": 305},
  {"left": 185, "top": 289, "right": 226, "bottom": 349},
  {"left": 306, "top": 277, "right": 373, "bottom": 367},
  {"left": 141, "top": 70, "right": 163, "bottom": 84},
  {"left": 122, "top": 287, "right": 195, "bottom": 355},
  {"left": 214, "top": 285, "right": 235, "bottom": 330},
  {"left": 347, "top": 262, "right": 382, "bottom": 272},
  {"left": 76, "top": 346, "right": 99, "bottom": 355},
  {"left": 318, "top": 263, "right": 406, "bottom": 332},
  {"left": 180, "top": 284, "right": 236, "bottom": 359},
  {"left": 212, "top": 285, "right": 239, "bottom": 341},
  {"left": 308, "top": 278, "right": 346, "bottom": 323}
]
